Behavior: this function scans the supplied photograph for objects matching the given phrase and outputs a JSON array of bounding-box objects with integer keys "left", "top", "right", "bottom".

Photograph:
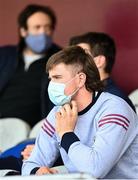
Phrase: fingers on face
[
  {"left": 55, "top": 112, "right": 61, "bottom": 120},
  {"left": 62, "top": 103, "right": 72, "bottom": 114},
  {"left": 59, "top": 106, "right": 66, "bottom": 116},
  {"left": 57, "top": 104, "right": 71, "bottom": 117},
  {"left": 59, "top": 102, "right": 77, "bottom": 115},
  {"left": 71, "top": 100, "right": 78, "bottom": 115},
  {"left": 56, "top": 101, "right": 77, "bottom": 118}
]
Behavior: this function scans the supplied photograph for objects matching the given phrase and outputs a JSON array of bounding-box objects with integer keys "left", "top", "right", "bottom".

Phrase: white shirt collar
[{"left": 23, "top": 54, "right": 44, "bottom": 71}]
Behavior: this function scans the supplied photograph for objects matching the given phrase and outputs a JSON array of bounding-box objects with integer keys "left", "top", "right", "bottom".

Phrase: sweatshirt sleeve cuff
[
  {"left": 61, "top": 132, "right": 80, "bottom": 153},
  {"left": 30, "top": 167, "right": 40, "bottom": 174}
]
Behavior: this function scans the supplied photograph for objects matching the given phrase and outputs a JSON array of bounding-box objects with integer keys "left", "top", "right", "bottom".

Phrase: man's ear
[
  {"left": 78, "top": 73, "right": 86, "bottom": 88},
  {"left": 20, "top": 27, "right": 27, "bottom": 38},
  {"left": 94, "top": 55, "right": 106, "bottom": 69}
]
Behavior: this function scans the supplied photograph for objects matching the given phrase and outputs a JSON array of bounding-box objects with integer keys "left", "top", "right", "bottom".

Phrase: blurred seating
[
  {"left": 129, "top": 89, "right": 138, "bottom": 114},
  {"left": 0, "top": 169, "right": 20, "bottom": 177},
  {"left": 0, "top": 118, "right": 30, "bottom": 151},
  {"left": 29, "top": 120, "right": 44, "bottom": 138}
]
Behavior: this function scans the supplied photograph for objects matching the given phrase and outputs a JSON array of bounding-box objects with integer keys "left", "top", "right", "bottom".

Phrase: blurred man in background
[{"left": 0, "top": 4, "right": 61, "bottom": 127}]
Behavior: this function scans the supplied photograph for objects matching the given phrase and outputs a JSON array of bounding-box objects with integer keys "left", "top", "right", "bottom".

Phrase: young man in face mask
[
  {"left": 0, "top": 4, "right": 61, "bottom": 127},
  {"left": 22, "top": 46, "right": 138, "bottom": 178}
]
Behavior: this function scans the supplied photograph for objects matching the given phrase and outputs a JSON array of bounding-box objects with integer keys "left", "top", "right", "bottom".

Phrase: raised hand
[{"left": 55, "top": 100, "right": 78, "bottom": 138}]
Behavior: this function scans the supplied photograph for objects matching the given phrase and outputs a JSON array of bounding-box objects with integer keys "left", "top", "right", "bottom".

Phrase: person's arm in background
[
  {"left": 21, "top": 144, "right": 35, "bottom": 160},
  {"left": 0, "top": 139, "right": 35, "bottom": 159},
  {"left": 0, "top": 139, "right": 35, "bottom": 173}
]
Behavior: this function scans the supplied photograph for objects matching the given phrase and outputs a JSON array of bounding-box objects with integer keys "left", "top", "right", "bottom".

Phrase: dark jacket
[
  {"left": 0, "top": 44, "right": 61, "bottom": 123},
  {"left": 0, "top": 46, "right": 18, "bottom": 94},
  {"left": 104, "top": 77, "right": 136, "bottom": 112},
  {"left": 0, "top": 44, "right": 61, "bottom": 93}
]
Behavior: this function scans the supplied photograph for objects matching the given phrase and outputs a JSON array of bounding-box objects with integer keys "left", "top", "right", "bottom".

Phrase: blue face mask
[
  {"left": 48, "top": 77, "right": 79, "bottom": 106},
  {"left": 25, "top": 33, "right": 52, "bottom": 54}
]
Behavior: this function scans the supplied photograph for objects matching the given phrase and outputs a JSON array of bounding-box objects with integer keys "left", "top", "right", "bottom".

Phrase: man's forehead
[
  {"left": 27, "top": 12, "right": 52, "bottom": 26},
  {"left": 49, "top": 63, "right": 71, "bottom": 72},
  {"left": 49, "top": 63, "right": 82, "bottom": 75}
]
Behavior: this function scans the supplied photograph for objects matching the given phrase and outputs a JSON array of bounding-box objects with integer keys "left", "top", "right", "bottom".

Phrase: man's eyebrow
[{"left": 49, "top": 75, "right": 62, "bottom": 79}]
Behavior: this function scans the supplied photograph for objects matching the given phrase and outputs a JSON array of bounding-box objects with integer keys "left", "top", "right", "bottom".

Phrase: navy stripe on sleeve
[
  {"left": 30, "top": 167, "right": 40, "bottom": 174},
  {"left": 61, "top": 132, "right": 80, "bottom": 153}
]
